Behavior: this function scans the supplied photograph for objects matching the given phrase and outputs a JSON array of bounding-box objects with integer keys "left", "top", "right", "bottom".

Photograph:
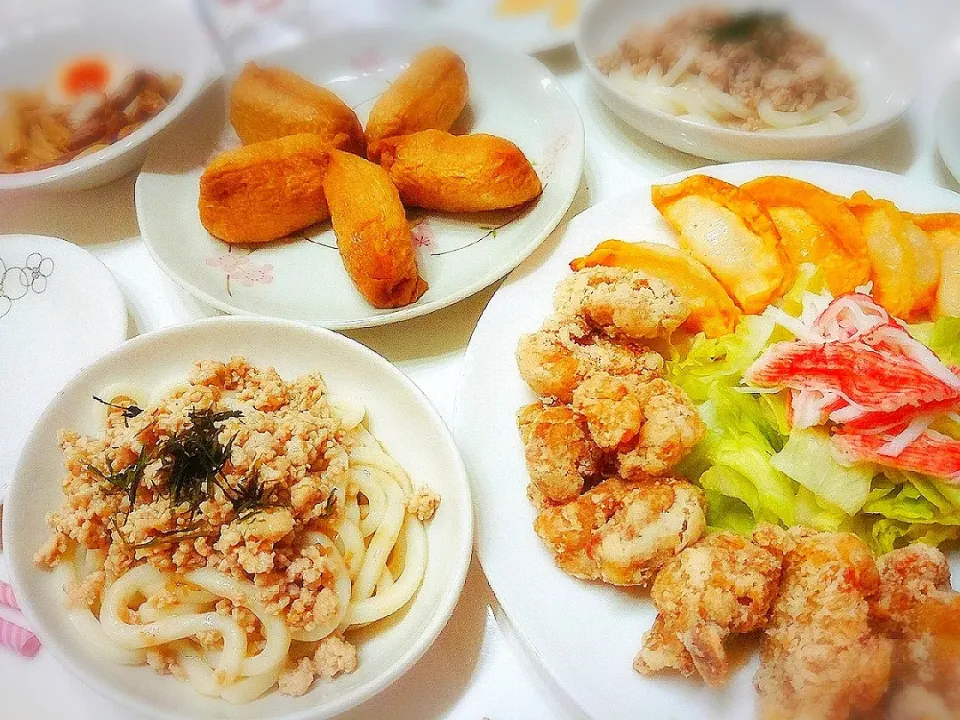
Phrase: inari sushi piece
[
  {"left": 199, "top": 134, "right": 330, "bottom": 244},
  {"left": 323, "top": 150, "right": 428, "bottom": 308},
  {"left": 230, "top": 63, "right": 365, "bottom": 155},
  {"left": 365, "top": 47, "right": 468, "bottom": 161},
  {"left": 377, "top": 130, "right": 542, "bottom": 212}
]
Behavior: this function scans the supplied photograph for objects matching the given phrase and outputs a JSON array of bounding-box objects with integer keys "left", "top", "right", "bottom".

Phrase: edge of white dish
[{"left": 4, "top": 315, "right": 474, "bottom": 720}]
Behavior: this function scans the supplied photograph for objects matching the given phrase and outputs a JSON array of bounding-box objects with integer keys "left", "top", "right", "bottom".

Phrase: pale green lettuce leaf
[{"left": 770, "top": 428, "right": 874, "bottom": 515}]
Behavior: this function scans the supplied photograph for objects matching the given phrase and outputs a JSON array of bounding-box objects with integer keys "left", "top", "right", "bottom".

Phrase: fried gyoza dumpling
[
  {"left": 199, "top": 133, "right": 330, "bottom": 244},
  {"left": 323, "top": 150, "right": 428, "bottom": 309},
  {"left": 907, "top": 212, "right": 960, "bottom": 318},
  {"left": 651, "top": 175, "right": 790, "bottom": 315},
  {"left": 848, "top": 192, "right": 940, "bottom": 319},
  {"left": 570, "top": 240, "right": 741, "bottom": 338},
  {"left": 742, "top": 176, "right": 871, "bottom": 296},
  {"left": 377, "top": 130, "right": 541, "bottom": 212},
  {"left": 365, "top": 47, "right": 468, "bottom": 161},
  {"left": 230, "top": 63, "right": 365, "bottom": 155}
]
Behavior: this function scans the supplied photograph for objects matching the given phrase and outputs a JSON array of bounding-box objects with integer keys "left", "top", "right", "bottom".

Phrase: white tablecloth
[{"left": 2, "top": 0, "right": 959, "bottom": 717}]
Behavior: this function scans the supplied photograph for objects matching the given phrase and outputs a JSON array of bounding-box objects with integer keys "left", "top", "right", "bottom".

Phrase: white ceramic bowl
[
  {"left": 4, "top": 317, "right": 473, "bottom": 720},
  {"left": 576, "top": 0, "right": 918, "bottom": 161},
  {"left": 0, "top": 0, "right": 215, "bottom": 192}
]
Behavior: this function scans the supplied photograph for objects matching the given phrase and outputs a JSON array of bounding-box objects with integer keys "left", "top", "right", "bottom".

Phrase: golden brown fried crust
[
  {"left": 533, "top": 477, "right": 705, "bottom": 586},
  {"left": 517, "top": 402, "right": 602, "bottom": 504},
  {"left": 635, "top": 526, "right": 785, "bottom": 688},
  {"left": 365, "top": 47, "right": 468, "bottom": 162},
  {"left": 871, "top": 544, "right": 951, "bottom": 638},
  {"left": 755, "top": 530, "right": 892, "bottom": 720},
  {"left": 570, "top": 372, "right": 706, "bottom": 480},
  {"left": 230, "top": 63, "right": 365, "bottom": 155},
  {"left": 323, "top": 150, "right": 427, "bottom": 308},
  {"left": 515, "top": 317, "right": 666, "bottom": 403},
  {"left": 199, "top": 133, "right": 330, "bottom": 244},
  {"left": 553, "top": 267, "right": 690, "bottom": 341},
  {"left": 377, "top": 130, "right": 542, "bottom": 212}
]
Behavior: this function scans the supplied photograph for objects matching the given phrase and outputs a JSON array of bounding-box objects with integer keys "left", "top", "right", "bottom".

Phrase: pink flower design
[
  {"left": 411, "top": 218, "right": 435, "bottom": 248},
  {"left": 233, "top": 263, "right": 274, "bottom": 286},
  {"left": 538, "top": 132, "right": 569, "bottom": 182},
  {"left": 206, "top": 253, "right": 247, "bottom": 273},
  {"left": 205, "top": 251, "right": 274, "bottom": 295},
  {"left": 349, "top": 48, "right": 384, "bottom": 74}
]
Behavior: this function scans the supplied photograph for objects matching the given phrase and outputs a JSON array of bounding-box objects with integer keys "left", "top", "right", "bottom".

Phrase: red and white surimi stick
[
  {"left": 0, "top": 617, "right": 40, "bottom": 658},
  {"left": 0, "top": 581, "right": 19, "bottom": 610}
]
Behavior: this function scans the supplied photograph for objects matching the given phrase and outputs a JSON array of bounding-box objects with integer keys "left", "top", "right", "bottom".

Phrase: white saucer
[
  {"left": 136, "top": 26, "right": 584, "bottom": 330},
  {"left": 0, "top": 235, "right": 126, "bottom": 498}
]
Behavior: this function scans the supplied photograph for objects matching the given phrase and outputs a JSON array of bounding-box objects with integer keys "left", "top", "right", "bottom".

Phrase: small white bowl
[
  {"left": 0, "top": 0, "right": 215, "bottom": 192},
  {"left": 576, "top": 0, "right": 918, "bottom": 161},
  {"left": 4, "top": 316, "right": 473, "bottom": 720}
]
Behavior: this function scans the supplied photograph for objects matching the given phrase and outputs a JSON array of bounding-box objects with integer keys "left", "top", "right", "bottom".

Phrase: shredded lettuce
[
  {"left": 770, "top": 428, "right": 874, "bottom": 515},
  {"left": 908, "top": 316, "right": 960, "bottom": 366},
  {"left": 669, "top": 315, "right": 775, "bottom": 403},
  {"left": 669, "top": 276, "right": 960, "bottom": 553}
]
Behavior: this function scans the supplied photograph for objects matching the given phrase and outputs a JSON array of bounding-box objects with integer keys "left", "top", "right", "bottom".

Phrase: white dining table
[{"left": 2, "top": 0, "right": 959, "bottom": 718}]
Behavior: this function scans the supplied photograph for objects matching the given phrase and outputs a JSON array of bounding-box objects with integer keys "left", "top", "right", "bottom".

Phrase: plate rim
[
  {"left": 454, "top": 159, "right": 960, "bottom": 720},
  {"left": 134, "top": 24, "right": 586, "bottom": 330},
  {"left": 4, "top": 314, "right": 475, "bottom": 720}
]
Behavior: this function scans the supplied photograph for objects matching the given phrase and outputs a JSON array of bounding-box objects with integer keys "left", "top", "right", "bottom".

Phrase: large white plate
[
  {"left": 0, "top": 234, "right": 126, "bottom": 499},
  {"left": 453, "top": 161, "right": 960, "bottom": 720},
  {"left": 434, "top": 0, "right": 581, "bottom": 55},
  {"left": 136, "top": 26, "right": 584, "bottom": 330},
  {"left": 577, "top": 0, "right": 918, "bottom": 161},
  {"left": 4, "top": 317, "right": 473, "bottom": 720}
]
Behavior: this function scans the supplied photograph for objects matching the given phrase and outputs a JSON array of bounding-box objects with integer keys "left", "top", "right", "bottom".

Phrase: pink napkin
[{"left": 0, "top": 581, "right": 41, "bottom": 658}]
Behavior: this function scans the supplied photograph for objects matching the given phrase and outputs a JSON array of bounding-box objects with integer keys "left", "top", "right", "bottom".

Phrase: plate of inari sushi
[{"left": 134, "top": 26, "right": 584, "bottom": 328}]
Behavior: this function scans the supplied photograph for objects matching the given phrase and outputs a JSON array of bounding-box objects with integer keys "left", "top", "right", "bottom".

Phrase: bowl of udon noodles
[
  {"left": 576, "top": 0, "right": 918, "bottom": 161},
  {"left": 3, "top": 317, "right": 473, "bottom": 720}
]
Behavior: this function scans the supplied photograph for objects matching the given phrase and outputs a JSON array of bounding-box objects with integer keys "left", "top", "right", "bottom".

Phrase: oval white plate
[
  {"left": 454, "top": 161, "right": 960, "bottom": 720},
  {"left": 576, "top": 0, "right": 918, "bottom": 161},
  {"left": 434, "top": 0, "right": 581, "bottom": 54},
  {"left": 0, "top": 0, "right": 214, "bottom": 192},
  {"left": 136, "top": 26, "right": 584, "bottom": 330},
  {"left": 0, "top": 234, "right": 126, "bottom": 499},
  {"left": 4, "top": 316, "right": 473, "bottom": 720},
  {"left": 937, "top": 79, "right": 960, "bottom": 185}
]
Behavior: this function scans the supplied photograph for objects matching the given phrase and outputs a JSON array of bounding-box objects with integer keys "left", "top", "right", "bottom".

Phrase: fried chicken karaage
[
  {"left": 516, "top": 314, "right": 665, "bottom": 402},
  {"left": 755, "top": 529, "right": 892, "bottom": 720},
  {"left": 871, "top": 544, "right": 952, "bottom": 637},
  {"left": 553, "top": 266, "right": 690, "bottom": 341},
  {"left": 533, "top": 477, "right": 705, "bottom": 586},
  {"left": 517, "top": 402, "right": 603, "bottom": 504},
  {"left": 635, "top": 525, "right": 785, "bottom": 687},
  {"left": 868, "top": 544, "right": 958, "bottom": 720},
  {"left": 887, "top": 593, "right": 960, "bottom": 720},
  {"left": 572, "top": 372, "right": 705, "bottom": 478}
]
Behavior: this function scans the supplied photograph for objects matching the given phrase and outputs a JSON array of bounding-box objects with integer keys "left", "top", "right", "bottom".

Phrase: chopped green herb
[
  {"left": 704, "top": 10, "right": 786, "bottom": 44},
  {"left": 93, "top": 395, "right": 144, "bottom": 426}
]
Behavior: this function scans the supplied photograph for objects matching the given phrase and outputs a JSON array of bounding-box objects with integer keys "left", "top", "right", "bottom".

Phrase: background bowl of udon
[
  {"left": 576, "top": 0, "right": 918, "bottom": 161},
  {"left": 3, "top": 317, "right": 473, "bottom": 720},
  {"left": 0, "top": 0, "right": 215, "bottom": 192}
]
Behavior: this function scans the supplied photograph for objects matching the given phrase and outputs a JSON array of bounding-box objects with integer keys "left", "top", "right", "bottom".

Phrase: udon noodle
[
  {"left": 598, "top": 8, "right": 862, "bottom": 132},
  {"left": 36, "top": 358, "right": 439, "bottom": 702}
]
